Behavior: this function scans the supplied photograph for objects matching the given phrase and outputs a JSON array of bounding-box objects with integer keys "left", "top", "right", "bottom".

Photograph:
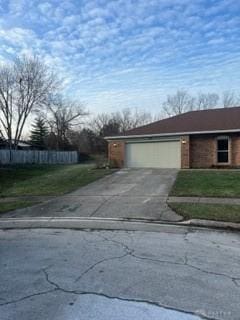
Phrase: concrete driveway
[{"left": 4, "top": 169, "right": 181, "bottom": 222}]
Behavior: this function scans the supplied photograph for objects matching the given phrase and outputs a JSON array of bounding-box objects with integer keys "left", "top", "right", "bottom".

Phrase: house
[
  {"left": 0, "top": 139, "right": 33, "bottom": 150},
  {"left": 106, "top": 106, "right": 240, "bottom": 169}
]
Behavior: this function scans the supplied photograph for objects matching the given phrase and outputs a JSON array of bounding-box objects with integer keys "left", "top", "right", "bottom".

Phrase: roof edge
[{"left": 105, "top": 129, "right": 240, "bottom": 140}]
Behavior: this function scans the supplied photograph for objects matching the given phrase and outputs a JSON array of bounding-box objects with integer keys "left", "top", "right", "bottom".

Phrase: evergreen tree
[{"left": 30, "top": 118, "right": 48, "bottom": 149}]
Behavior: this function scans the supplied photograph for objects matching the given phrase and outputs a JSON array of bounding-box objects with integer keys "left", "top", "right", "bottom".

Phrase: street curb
[
  {"left": 181, "top": 219, "right": 240, "bottom": 231},
  {"left": 0, "top": 217, "right": 192, "bottom": 233},
  {"left": 0, "top": 217, "right": 239, "bottom": 232}
]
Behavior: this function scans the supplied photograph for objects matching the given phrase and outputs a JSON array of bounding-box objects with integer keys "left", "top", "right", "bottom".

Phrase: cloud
[
  {"left": 0, "top": 27, "right": 37, "bottom": 47},
  {"left": 38, "top": 2, "right": 53, "bottom": 17},
  {"left": 0, "top": 0, "right": 239, "bottom": 113}
]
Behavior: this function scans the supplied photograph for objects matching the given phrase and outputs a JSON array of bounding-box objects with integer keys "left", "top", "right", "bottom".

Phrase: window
[{"left": 217, "top": 137, "right": 229, "bottom": 163}]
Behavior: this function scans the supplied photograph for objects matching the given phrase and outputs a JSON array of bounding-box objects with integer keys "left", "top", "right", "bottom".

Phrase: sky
[{"left": 0, "top": 0, "right": 240, "bottom": 115}]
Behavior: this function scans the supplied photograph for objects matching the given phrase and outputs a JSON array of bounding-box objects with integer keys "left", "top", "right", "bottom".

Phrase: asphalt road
[{"left": 0, "top": 227, "right": 240, "bottom": 320}]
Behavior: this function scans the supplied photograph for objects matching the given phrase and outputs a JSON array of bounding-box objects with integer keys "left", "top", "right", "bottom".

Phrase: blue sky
[{"left": 0, "top": 0, "right": 240, "bottom": 114}]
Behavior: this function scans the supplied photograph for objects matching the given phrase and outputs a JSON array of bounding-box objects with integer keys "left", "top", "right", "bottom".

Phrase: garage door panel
[{"left": 126, "top": 141, "right": 180, "bottom": 168}]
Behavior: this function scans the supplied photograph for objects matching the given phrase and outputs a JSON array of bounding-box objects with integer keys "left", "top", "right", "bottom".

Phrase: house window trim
[{"left": 216, "top": 136, "right": 231, "bottom": 165}]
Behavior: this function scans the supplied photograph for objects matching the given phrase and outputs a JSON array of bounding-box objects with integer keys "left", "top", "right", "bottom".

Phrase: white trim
[
  {"left": 105, "top": 129, "right": 240, "bottom": 140},
  {"left": 125, "top": 137, "right": 180, "bottom": 144}
]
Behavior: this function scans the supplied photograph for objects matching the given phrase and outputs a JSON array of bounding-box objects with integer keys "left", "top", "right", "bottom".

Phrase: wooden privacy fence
[{"left": 0, "top": 150, "right": 78, "bottom": 164}]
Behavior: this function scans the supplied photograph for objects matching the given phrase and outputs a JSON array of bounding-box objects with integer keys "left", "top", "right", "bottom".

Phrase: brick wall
[
  {"left": 190, "top": 134, "right": 240, "bottom": 168},
  {"left": 231, "top": 135, "right": 240, "bottom": 167},
  {"left": 190, "top": 135, "right": 216, "bottom": 168},
  {"left": 108, "top": 141, "right": 125, "bottom": 168},
  {"left": 181, "top": 136, "right": 190, "bottom": 168}
]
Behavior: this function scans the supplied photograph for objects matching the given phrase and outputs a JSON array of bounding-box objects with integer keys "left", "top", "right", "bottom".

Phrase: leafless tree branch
[
  {"left": 0, "top": 55, "right": 58, "bottom": 149},
  {"left": 162, "top": 90, "right": 195, "bottom": 117},
  {"left": 43, "top": 94, "right": 87, "bottom": 150}
]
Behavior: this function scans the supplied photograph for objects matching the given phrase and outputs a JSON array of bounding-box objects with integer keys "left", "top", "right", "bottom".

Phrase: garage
[{"left": 125, "top": 140, "right": 181, "bottom": 168}]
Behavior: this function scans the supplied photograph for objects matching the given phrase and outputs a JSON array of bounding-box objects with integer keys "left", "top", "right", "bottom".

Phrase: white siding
[{"left": 125, "top": 140, "right": 181, "bottom": 168}]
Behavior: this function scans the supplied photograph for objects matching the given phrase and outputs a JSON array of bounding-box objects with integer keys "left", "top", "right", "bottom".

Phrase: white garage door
[{"left": 125, "top": 141, "right": 181, "bottom": 168}]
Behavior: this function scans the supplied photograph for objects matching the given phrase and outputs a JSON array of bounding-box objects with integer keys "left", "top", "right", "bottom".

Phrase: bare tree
[
  {"left": 0, "top": 55, "right": 57, "bottom": 150},
  {"left": 196, "top": 92, "right": 219, "bottom": 110},
  {"left": 113, "top": 108, "right": 152, "bottom": 132},
  {"left": 68, "top": 129, "right": 103, "bottom": 155},
  {"left": 91, "top": 108, "right": 152, "bottom": 135},
  {"left": 152, "top": 113, "right": 164, "bottom": 122},
  {"left": 0, "top": 127, "right": 4, "bottom": 139},
  {"left": 162, "top": 90, "right": 195, "bottom": 117},
  {"left": 45, "top": 94, "right": 87, "bottom": 150},
  {"left": 222, "top": 91, "right": 238, "bottom": 107},
  {"left": 88, "top": 108, "right": 152, "bottom": 154},
  {"left": 0, "top": 66, "right": 14, "bottom": 149},
  {"left": 91, "top": 113, "right": 111, "bottom": 134}
]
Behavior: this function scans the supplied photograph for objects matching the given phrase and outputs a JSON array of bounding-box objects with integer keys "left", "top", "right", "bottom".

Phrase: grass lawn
[
  {"left": 0, "top": 164, "right": 113, "bottom": 197},
  {"left": 171, "top": 170, "right": 240, "bottom": 197},
  {"left": 0, "top": 200, "right": 39, "bottom": 214},
  {"left": 169, "top": 202, "right": 240, "bottom": 223}
]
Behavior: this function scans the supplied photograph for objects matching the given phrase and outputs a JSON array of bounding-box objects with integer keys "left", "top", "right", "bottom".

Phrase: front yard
[
  {"left": 170, "top": 170, "right": 240, "bottom": 197},
  {"left": 0, "top": 164, "right": 113, "bottom": 213},
  {"left": 169, "top": 202, "right": 240, "bottom": 223},
  {"left": 169, "top": 170, "right": 240, "bottom": 223}
]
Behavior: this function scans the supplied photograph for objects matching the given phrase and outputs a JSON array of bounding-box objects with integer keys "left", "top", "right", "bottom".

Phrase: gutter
[
  {"left": 0, "top": 217, "right": 239, "bottom": 232},
  {"left": 105, "top": 129, "right": 240, "bottom": 140}
]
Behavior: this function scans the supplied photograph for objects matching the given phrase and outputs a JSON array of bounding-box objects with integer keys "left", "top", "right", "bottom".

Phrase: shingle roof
[{"left": 122, "top": 106, "right": 240, "bottom": 137}]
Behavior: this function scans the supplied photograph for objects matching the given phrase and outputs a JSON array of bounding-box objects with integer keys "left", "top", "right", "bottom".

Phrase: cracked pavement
[{"left": 0, "top": 227, "right": 240, "bottom": 319}]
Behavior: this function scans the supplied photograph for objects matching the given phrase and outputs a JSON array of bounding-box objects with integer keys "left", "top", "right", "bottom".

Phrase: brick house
[{"left": 106, "top": 107, "right": 240, "bottom": 169}]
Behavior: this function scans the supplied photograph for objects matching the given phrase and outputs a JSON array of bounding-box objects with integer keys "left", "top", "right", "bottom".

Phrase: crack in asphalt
[
  {"left": 42, "top": 269, "right": 61, "bottom": 290},
  {"left": 1, "top": 267, "right": 214, "bottom": 320},
  {"left": 130, "top": 251, "right": 240, "bottom": 288},
  {"left": 99, "top": 233, "right": 240, "bottom": 289},
  {"left": 75, "top": 233, "right": 134, "bottom": 282},
  {"left": 74, "top": 250, "right": 131, "bottom": 282},
  {"left": 0, "top": 289, "right": 56, "bottom": 306},
  {"left": 183, "top": 254, "right": 240, "bottom": 288},
  {"left": 97, "top": 233, "right": 133, "bottom": 253},
  {"left": 73, "top": 291, "right": 215, "bottom": 320}
]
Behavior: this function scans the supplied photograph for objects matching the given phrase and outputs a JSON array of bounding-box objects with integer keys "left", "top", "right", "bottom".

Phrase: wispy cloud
[{"left": 0, "top": 0, "right": 240, "bottom": 113}]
